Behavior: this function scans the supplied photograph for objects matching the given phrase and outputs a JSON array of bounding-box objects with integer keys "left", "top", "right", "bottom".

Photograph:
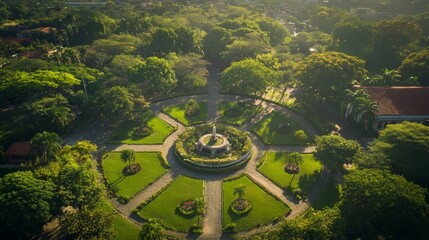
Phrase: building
[
  {"left": 5, "top": 141, "right": 34, "bottom": 163},
  {"left": 359, "top": 86, "right": 429, "bottom": 131}
]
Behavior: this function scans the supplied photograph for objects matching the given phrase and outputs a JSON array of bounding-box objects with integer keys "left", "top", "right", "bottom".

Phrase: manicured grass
[
  {"left": 102, "top": 152, "right": 168, "bottom": 202},
  {"left": 99, "top": 202, "right": 140, "bottom": 240},
  {"left": 109, "top": 117, "right": 175, "bottom": 144},
  {"left": 259, "top": 152, "right": 322, "bottom": 192},
  {"left": 137, "top": 176, "right": 203, "bottom": 232},
  {"left": 223, "top": 175, "right": 290, "bottom": 231},
  {"left": 219, "top": 101, "right": 261, "bottom": 126},
  {"left": 252, "top": 111, "right": 313, "bottom": 145},
  {"left": 311, "top": 175, "right": 342, "bottom": 210},
  {"left": 163, "top": 102, "right": 208, "bottom": 126}
]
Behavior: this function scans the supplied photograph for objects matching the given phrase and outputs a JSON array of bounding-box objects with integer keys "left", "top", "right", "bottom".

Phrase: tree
[
  {"left": 257, "top": 18, "right": 290, "bottom": 45},
  {"left": 194, "top": 197, "right": 204, "bottom": 227},
  {"left": 287, "top": 152, "right": 304, "bottom": 186},
  {"left": 366, "top": 69, "right": 403, "bottom": 86},
  {"left": 128, "top": 57, "right": 177, "bottom": 96},
  {"left": 295, "top": 52, "right": 366, "bottom": 104},
  {"left": 172, "top": 53, "right": 208, "bottom": 91},
  {"left": 57, "top": 162, "right": 103, "bottom": 209},
  {"left": 202, "top": 26, "right": 232, "bottom": 63},
  {"left": 369, "top": 122, "right": 429, "bottom": 186},
  {"left": 288, "top": 32, "right": 316, "bottom": 55},
  {"left": 233, "top": 184, "right": 247, "bottom": 199},
  {"left": 30, "top": 131, "right": 62, "bottom": 165},
  {"left": 340, "top": 169, "right": 429, "bottom": 239},
  {"left": 139, "top": 218, "right": 165, "bottom": 240},
  {"left": 332, "top": 19, "right": 373, "bottom": 58},
  {"left": 399, "top": 48, "right": 429, "bottom": 86},
  {"left": 62, "top": 207, "right": 114, "bottom": 240},
  {"left": 26, "top": 94, "right": 76, "bottom": 132},
  {"left": 221, "top": 59, "right": 278, "bottom": 95},
  {"left": 61, "top": 140, "right": 97, "bottom": 165},
  {"left": 120, "top": 149, "right": 136, "bottom": 168},
  {"left": 293, "top": 130, "right": 308, "bottom": 146},
  {"left": 315, "top": 134, "right": 362, "bottom": 171},
  {"left": 0, "top": 171, "right": 55, "bottom": 239},
  {"left": 97, "top": 86, "right": 134, "bottom": 123}
]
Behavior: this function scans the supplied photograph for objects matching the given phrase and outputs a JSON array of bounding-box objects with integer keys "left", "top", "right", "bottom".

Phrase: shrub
[
  {"left": 189, "top": 224, "right": 203, "bottom": 233},
  {"left": 230, "top": 198, "right": 252, "bottom": 215},
  {"left": 224, "top": 223, "right": 237, "bottom": 232},
  {"left": 132, "top": 126, "right": 153, "bottom": 137}
]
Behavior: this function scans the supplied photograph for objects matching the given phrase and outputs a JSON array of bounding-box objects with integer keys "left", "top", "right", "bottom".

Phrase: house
[
  {"left": 5, "top": 141, "right": 34, "bottom": 163},
  {"left": 359, "top": 86, "right": 429, "bottom": 131}
]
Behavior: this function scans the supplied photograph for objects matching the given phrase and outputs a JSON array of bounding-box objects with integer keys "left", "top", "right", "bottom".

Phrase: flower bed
[
  {"left": 178, "top": 199, "right": 196, "bottom": 215},
  {"left": 230, "top": 198, "right": 252, "bottom": 215}
]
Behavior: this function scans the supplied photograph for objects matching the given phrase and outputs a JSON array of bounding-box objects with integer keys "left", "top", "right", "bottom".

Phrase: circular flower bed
[
  {"left": 177, "top": 199, "right": 196, "bottom": 215},
  {"left": 230, "top": 198, "right": 252, "bottom": 215},
  {"left": 132, "top": 126, "right": 153, "bottom": 137},
  {"left": 122, "top": 163, "right": 141, "bottom": 175},
  {"left": 285, "top": 163, "right": 300, "bottom": 174}
]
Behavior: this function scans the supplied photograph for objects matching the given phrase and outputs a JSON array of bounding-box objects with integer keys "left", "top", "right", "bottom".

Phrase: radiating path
[{"left": 93, "top": 69, "right": 336, "bottom": 240}]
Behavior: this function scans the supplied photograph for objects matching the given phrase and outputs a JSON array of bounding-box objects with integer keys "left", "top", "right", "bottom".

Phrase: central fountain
[{"left": 174, "top": 124, "right": 252, "bottom": 172}]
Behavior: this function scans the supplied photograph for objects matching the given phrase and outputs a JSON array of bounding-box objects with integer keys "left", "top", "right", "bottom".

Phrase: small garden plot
[
  {"left": 259, "top": 152, "right": 322, "bottom": 195},
  {"left": 102, "top": 152, "right": 168, "bottom": 203},
  {"left": 219, "top": 101, "right": 261, "bottom": 126},
  {"left": 222, "top": 175, "right": 290, "bottom": 231},
  {"left": 163, "top": 101, "right": 208, "bottom": 126},
  {"left": 109, "top": 116, "right": 175, "bottom": 144},
  {"left": 136, "top": 176, "right": 203, "bottom": 232},
  {"left": 252, "top": 111, "right": 312, "bottom": 145}
]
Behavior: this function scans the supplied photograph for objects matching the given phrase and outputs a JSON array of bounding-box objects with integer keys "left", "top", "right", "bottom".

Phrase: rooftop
[
  {"left": 357, "top": 86, "right": 429, "bottom": 116},
  {"left": 5, "top": 141, "right": 32, "bottom": 156}
]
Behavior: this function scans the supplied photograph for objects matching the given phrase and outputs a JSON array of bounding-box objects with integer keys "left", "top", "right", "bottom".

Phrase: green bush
[{"left": 224, "top": 223, "right": 237, "bottom": 232}]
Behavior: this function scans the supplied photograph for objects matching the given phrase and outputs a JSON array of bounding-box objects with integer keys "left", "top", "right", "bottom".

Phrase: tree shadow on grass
[{"left": 298, "top": 170, "right": 321, "bottom": 192}]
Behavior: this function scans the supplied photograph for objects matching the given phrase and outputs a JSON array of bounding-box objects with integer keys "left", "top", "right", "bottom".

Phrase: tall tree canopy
[
  {"left": 296, "top": 52, "right": 366, "bottom": 104},
  {"left": 399, "top": 48, "right": 429, "bottom": 86},
  {"left": 340, "top": 169, "right": 429, "bottom": 239},
  {"left": 221, "top": 59, "right": 278, "bottom": 95},
  {"left": 0, "top": 171, "right": 55, "bottom": 239},
  {"left": 129, "top": 57, "right": 177, "bottom": 96},
  {"left": 315, "top": 134, "right": 362, "bottom": 171},
  {"left": 97, "top": 86, "right": 134, "bottom": 123},
  {"left": 369, "top": 122, "right": 429, "bottom": 186}
]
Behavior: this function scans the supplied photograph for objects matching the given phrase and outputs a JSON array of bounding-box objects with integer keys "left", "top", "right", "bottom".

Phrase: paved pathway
[{"left": 92, "top": 70, "right": 336, "bottom": 240}]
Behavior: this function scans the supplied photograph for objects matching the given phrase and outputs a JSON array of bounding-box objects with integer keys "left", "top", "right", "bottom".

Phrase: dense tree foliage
[
  {"left": 315, "top": 134, "right": 362, "bottom": 171},
  {"left": 296, "top": 52, "right": 366, "bottom": 104},
  {"left": 96, "top": 86, "right": 134, "bottom": 123},
  {"left": 369, "top": 122, "right": 429, "bottom": 186},
  {"left": 0, "top": 171, "right": 55, "bottom": 239},
  {"left": 221, "top": 59, "right": 278, "bottom": 95},
  {"left": 399, "top": 48, "right": 429, "bottom": 86},
  {"left": 139, "top": 218, "right": 165, "bottom": 240},
  {"left": 129, "top": 57, "right": 177, "bottom": 96},
  {"left": 30, "top": 131, "right": 62, "bottom": 165},
  {"left": 341, "top": 169, "right": 429, "bottom": 239}
]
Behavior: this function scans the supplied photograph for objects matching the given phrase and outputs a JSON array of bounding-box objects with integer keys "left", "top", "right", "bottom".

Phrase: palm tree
[
  {"left": 194, "top": 197, "right": 205, "bottom": 227},
  {"left": 341, "top": 89, "right": 367, "bottom": 119},
  {"left": 287, "top": 152, "right": 304, "bottom": 186},
  {"left": 120, "top": 149, "right": 136, "bottom": 167},
  {"left": 233, "top": 184, "right": 247, "bottom": 199},
  {"left": 30, "top": 131, "right": 62, "bottom": 165},
  {"left": 370, "top": 69, "right": 401, "bottom": 86},
  {"left": 354, "top": 96, "right": 378, "bottom": 131},
  {"left": 138, "top": 218, "right": 164, "bottom": 240}
]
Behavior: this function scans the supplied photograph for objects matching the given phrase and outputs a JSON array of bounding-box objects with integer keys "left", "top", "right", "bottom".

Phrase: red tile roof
[
  {"left": 5, "top": 141, "right": 31, "bottom": 156},
  {"left": 357, "top": 86, "right": 429, "bottom": 116}
]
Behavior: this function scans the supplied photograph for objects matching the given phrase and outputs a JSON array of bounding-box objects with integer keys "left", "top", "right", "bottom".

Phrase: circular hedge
[
  {"left": 177, "top": 199, "right": 196, "bottom": 216},
  {"left": 230, "top": 198, "right": 252, "bottom": 215},
  {"left": 132, "top": 126, "right": 153, "bottom": 137},
  {"left": 174, "top": 124, "right": 252, "bottom": 171},
  {"left": 122, "top": 163, "right": 141, "bottom": 175}
]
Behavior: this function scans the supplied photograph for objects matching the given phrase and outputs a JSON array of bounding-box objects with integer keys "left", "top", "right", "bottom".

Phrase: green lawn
[
  {"left": 99, "top": 202, "right": 140, "bottom": 240},
  {"left": 259, "top": 152, "right": 322, "bottom": 192},
  {"left": 102, "top": 152, "right": 168, "bottom": 202},
  {"left": 252, "top": 111, "right": 313, "bottom": 145},
  {"left": 311, "top": 175, "right": 342, "bottom": 210},
  {"left": 218, "top": 101, "right": 261, "bottom": 126},
  {"left": 137, "top": 176, "right": 203, "bottom": 232},
  {"left": 162, "top": 102, "right": 208, "bottom": 126},
  {"left": 109, "top": 117, "right": 175, "bottom": 144},
  {"left": 223, "top": 175, "right": 290, "bottom": 231}
]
